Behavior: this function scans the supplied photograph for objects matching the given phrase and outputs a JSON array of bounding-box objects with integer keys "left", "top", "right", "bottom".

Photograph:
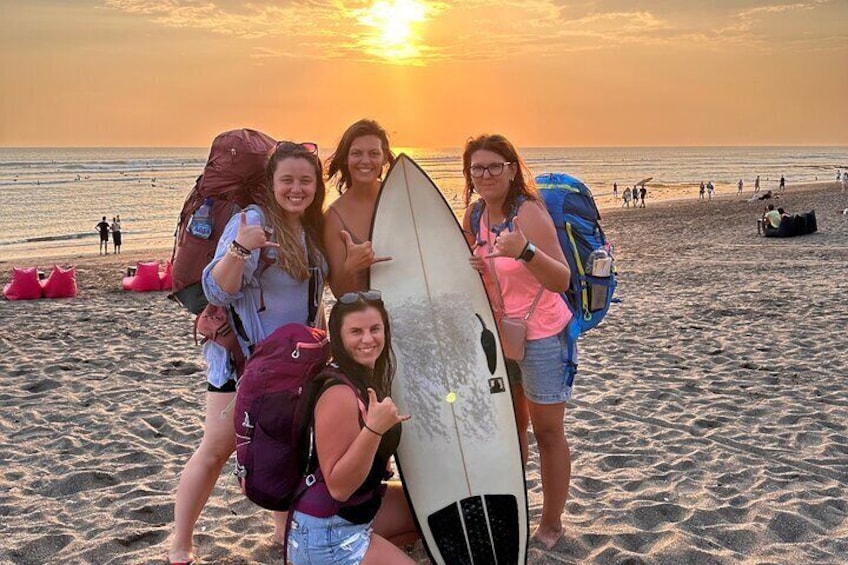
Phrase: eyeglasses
[
  {"left": 338, "top": 290, "right": 383, "bottom": 304},
  {"left": 468, "top": 162, "right": 513, "bottom": 178},
  {"left": 276, "top": 141, "right": 319, "bottom": 155}
]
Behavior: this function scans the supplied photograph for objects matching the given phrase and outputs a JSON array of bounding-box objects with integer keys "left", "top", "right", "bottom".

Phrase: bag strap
[{"left": 305, "top": 235, "right": 321, "bottom": 328}]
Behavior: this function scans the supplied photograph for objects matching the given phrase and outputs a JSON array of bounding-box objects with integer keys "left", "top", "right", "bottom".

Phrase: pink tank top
[{"left": 475, "top": 214, "right": 571, "bottom": 340}]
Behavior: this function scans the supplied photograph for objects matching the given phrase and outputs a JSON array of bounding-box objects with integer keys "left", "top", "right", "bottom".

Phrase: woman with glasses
[
  {"left": 169, "top": 141, "right": 327, "bottom": 565},
  {"left": 462, "top": 134, "right": 572, "bottom": 550},
  {"left": 323, "top": 119, "right": 394, "bottom": 297},
  {"left": 287, "top": 290, "right": 417, "bottom": 564}
]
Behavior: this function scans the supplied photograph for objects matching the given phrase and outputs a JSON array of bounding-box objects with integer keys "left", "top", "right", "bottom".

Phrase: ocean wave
[
  {"left": 56, "top": 160, "right": 202, "bottom": 172},
  {"left": 0, "top": 232, "right": 95, "bottom": 246}
]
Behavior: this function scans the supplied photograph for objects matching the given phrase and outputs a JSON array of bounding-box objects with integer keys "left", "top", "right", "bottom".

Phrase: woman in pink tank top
[
  {"left": 322, "top": 120, "right": 395, "bottom": 297},
  {"left": 461, "top": 134, "right": 573, "bottom": 550}
]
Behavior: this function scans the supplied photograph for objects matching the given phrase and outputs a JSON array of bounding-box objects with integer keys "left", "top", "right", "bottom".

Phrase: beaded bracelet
[
  {"left": 232, "top": 240, "right": 251, "bottom": 255},
  {"left": 227, "top": 242, "right": 250, "bottom": 261}
]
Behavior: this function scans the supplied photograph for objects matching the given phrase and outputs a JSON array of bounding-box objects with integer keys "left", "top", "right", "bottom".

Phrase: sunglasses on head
[
  {"left": 276, "top": 141, "right": 319, "bottom": 155},
  {"left": 338, "top": 289, "right": 383, "bottom": 304}
]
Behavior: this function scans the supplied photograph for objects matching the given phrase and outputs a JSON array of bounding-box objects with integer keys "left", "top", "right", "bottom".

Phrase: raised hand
[
  {"left": 485, "top": 218, "right": 527, "bottom": 259},
  {"left": 365, "top": 388, "right": 410, "bottom": 435},
  {"left": 235, "top": 211, "right": 280, "bottom": 252},
  {"left": 341, "top": 230, "right": 392, "bottom": 272}
]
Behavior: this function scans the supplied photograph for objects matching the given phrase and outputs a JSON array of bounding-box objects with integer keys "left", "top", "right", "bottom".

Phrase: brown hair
[
  {"left": 328, "top": 294, "right": 395, "bottom": 400},
  {"left": 326, "top": 119, "right": 395, "bottom": 194},
  {"left": 462, "top": 134, "right": 538, "bottom": 216},
  {"left": 264, "top": 143, "right": 326, "bottom": 280}
]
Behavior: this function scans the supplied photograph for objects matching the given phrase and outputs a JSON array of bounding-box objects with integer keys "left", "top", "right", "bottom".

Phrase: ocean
[{"left": 1, "top": 146, "right": 846, "bottom": 260}]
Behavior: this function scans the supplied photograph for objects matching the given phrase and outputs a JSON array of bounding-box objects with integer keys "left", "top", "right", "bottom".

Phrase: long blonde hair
[{"left": 264, "top": 143, "right": 326, "bottom": 280}]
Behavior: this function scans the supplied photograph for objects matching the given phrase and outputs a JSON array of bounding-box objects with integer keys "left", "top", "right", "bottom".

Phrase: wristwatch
[{"left": 518, "top": 242, "right": 536, "bottom": 262}]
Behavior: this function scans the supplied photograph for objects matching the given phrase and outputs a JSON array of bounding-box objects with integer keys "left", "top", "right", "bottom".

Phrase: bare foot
[{"left": 531, "top": 525, "right": 563, "bottom": 550}]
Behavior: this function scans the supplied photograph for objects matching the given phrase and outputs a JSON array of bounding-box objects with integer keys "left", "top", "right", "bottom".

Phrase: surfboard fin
[{"left": 475, "top": 313, "right": 497, "bottom": 374}]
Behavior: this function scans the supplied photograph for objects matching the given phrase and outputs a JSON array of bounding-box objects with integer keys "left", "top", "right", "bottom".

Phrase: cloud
[{"left": 102, "top": 0, "right": 845, "bottom": 64}]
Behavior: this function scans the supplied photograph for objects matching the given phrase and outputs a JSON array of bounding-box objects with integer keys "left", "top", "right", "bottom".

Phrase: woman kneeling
[{"left": 288, "top": 290, "right": 418, "bottom": 564}]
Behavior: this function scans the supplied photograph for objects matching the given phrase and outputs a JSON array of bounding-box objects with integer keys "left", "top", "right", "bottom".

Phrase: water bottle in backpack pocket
[
  {"left": 587, "top": 247, "right": 613, "bottom": 312},
  {"left": 187, "top": 197, "right": 214, "bottom": 239}
]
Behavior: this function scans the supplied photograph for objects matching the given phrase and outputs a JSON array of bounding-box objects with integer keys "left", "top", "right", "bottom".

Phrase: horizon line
[{"left": 2, "top": 144, "right": 847, "bottom": 151}]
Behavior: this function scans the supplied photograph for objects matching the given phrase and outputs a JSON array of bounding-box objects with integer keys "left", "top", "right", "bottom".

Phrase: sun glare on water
[{"left": 357, "top": 0, "right": 430, "bottom": 63}]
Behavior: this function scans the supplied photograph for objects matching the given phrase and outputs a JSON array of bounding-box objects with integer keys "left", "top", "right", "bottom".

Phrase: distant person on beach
[
  {"left": 639, "top": 185, "right": 647, "bottom": 207},
  {"left": 168, "top": 142, "right": 328, "bottom": 565},
  {"left": 707, "top": 180, "right": 715, "bottom": 202},
  {"left": 613, "top": 182, "right": 618, "bottom": 198},
  {"left": 749, "top": 189, "right": 774, "bottom": 203},
  {"left": 95, "top": 216, "right": 110, "bottom": 255},
  {"left": 110, "top": 215, "right": 122, "bottom": 254},
  {"left": 462, "top": 134, "right": 573, "bottom": 549},
  {"left": 323, "top": 119, "right": 394, "bottom": 297},
  {"left": 842, "top": 172, "right": 847, "bottom": 192},
  {"left": 699, "top": 181, "right": 705, "bottom": 200},
  {"left": 623, "top": 186, "right": 632, "bottom": 207},
  {"left": 779, "top": 175, "right": 786, "bottom": 192},
  {"left": 286, "top": 293, "right": 418, "bottom": 564},
  {"left": 737, "top": 179, "right": 744, "bottom": 194},
  {"left": 754, "top": 175, "right": 761, "bottom": 193},
  {"left": 837, "top": 170, "right": 841, "bottom": 181}
]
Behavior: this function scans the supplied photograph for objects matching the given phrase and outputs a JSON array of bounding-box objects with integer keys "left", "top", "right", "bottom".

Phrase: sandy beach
[{"left": 2, "top": 182, "right": 847, "bottom": 564}]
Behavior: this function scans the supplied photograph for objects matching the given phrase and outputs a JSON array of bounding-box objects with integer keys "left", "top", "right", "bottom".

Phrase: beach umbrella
[{"left": 636, "top": 177, "right": 653, "bottom": 186}]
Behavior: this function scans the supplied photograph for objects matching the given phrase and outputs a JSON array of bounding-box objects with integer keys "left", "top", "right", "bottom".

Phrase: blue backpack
[
  {"left": 469, "top": 172, "right": 617, "bottom": 341},
  {"left": 534, "top": 172, "right": 617, "bottom": 333}
]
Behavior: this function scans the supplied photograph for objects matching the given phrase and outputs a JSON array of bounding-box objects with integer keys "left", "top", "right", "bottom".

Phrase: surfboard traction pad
[{"left": 428, "top": 494, "right": 520, "bottom": 565}]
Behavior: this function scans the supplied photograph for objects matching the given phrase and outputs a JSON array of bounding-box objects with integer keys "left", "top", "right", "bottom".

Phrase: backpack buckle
[{"left": 305, "top": 473, "right": 316, "bottom": 487}]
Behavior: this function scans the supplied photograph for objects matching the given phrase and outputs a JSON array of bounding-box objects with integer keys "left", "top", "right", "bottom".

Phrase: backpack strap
[
  {"left": 195, "top": 304, "right": 248, "bottom": 378},
  {"left": 282, "top": 366, "right": 371, "bottom": 562},
  {"left": 564, "top": 222, "right": 591, "bottom": 322},
  {"left": 469, "top": 199, "right": 485, "bottom": 242},
  {"left": 470, "top": 196, "right": 526, "bottom": 242},
  {"left": 305, "top": 235, "right": 323, "bottom": 328}
]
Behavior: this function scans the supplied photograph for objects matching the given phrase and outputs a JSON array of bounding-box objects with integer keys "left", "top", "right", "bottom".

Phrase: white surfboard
[{"left": 370, "top": 154, "right": 528, "bottom": 565}]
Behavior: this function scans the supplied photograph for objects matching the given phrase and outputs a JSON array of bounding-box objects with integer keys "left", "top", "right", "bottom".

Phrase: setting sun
[{"left": 357, "top": 0, "right": 430, "bottom": 63}]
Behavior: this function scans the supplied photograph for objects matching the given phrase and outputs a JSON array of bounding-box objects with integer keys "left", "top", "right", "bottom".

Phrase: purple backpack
[{"left": 233, "top": 323, "right": 331, "bottom": 511}]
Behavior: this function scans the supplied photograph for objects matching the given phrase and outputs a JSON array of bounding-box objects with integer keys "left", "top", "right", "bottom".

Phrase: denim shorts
[
  {"left": 287, "top": 511, "right": 374, "bottom": 565},
  {"left": 517, "top": 328, "right": 575, "bottom": 404}
]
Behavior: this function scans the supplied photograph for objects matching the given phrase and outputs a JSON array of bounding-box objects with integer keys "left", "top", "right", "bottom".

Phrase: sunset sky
[{"left": 1, "top": 0, "right": 846, "bottom": 148}]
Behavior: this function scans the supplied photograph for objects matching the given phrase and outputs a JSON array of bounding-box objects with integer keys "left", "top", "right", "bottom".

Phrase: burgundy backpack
[
  {"left": 233, "top": 323, "right": 332, "bottom": 511},
  {"left": 170, "top": 128, "right": 277, "bottom": 315}
]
